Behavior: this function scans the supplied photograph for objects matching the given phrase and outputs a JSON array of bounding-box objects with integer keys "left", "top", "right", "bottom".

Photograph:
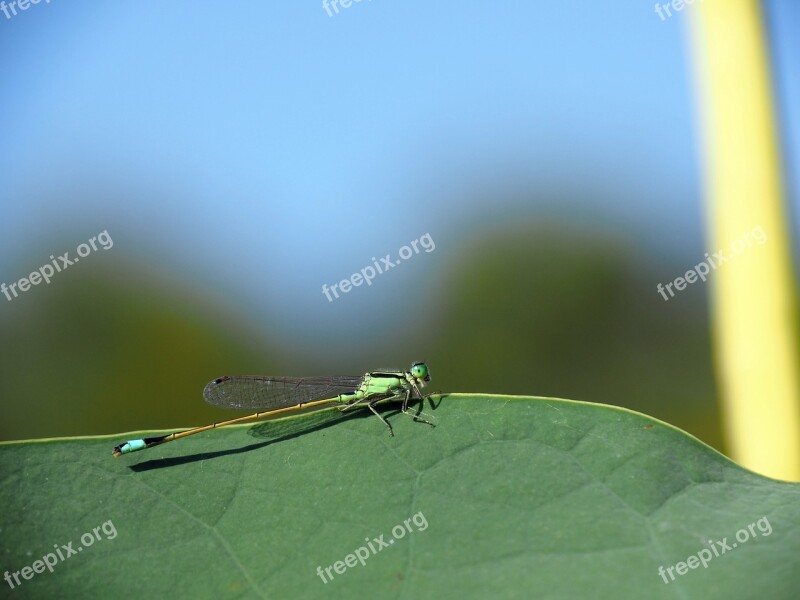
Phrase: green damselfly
[{"left": 112, "top": 362, "right": 433, "bottom": 457}]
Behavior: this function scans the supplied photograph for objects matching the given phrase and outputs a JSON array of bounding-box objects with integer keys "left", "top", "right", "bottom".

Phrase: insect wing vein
[{"left": 202, "top": 375, "right": 364, "bottom": 410}]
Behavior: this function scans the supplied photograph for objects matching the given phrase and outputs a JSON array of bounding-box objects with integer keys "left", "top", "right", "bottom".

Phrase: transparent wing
[{"left": 203, "top": 375, "right": 365, "bottom": 410}]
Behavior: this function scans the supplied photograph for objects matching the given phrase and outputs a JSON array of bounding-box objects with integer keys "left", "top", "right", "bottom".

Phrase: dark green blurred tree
[
  {"left": 423, "top": 222, "right": 722, "bottom": 450},
  {"left": 0, "top": 223, "right": 723, "bottom": 452}
]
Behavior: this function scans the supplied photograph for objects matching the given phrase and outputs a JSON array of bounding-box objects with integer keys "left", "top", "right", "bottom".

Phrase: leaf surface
[{"left": 1, "top": 395, "right": 797, "bottom": 599}]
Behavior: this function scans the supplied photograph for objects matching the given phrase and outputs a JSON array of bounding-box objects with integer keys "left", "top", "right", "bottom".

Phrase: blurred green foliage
[
  {"left": 425, "top": 222, "right": 721, "bottom": 450},
  {"left": 0, "top": 222, "right": 722, "bottom": 452}
]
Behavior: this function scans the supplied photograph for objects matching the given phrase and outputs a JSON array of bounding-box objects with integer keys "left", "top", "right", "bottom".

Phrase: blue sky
[{"left": 1, "top": 0, "right": 798, "bottom": 343}]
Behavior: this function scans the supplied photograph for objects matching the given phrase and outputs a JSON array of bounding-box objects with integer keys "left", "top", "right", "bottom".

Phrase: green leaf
[{"left": 1, "top": 395, "right": 798, "bottom": 599}]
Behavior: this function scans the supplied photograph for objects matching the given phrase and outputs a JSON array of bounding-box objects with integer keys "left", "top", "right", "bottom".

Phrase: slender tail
[
  {"left": 112, "top": 412, "right": 265, "bottom": 457},
  {"left": 112, "top": 398, "right": 337, "bottom": 457}
]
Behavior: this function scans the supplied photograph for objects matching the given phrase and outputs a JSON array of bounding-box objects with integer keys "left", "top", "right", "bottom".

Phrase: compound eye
[{"left": 412, "top": 363, "right": 428, "bottom": 379}]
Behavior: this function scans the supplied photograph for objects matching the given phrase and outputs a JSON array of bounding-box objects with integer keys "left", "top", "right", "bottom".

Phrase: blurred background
[{"left": 1, "top": 0, "right": 799, "bottom": 457}]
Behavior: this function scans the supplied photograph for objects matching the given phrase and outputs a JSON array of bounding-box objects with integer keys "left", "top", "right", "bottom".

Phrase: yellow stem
[{"left": 691, "top": 0, "right": 800, "bottom": 480}]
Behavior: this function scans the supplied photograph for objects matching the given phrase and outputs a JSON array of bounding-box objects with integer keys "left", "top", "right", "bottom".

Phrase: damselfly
[{"left": 112, "top": 362, "right": 433, "bottom": 457}]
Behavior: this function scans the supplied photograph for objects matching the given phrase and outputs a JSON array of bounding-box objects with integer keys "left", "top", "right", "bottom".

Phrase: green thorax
[{"left": 335, "top": 370, "right": 409, "bottom": 403}]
